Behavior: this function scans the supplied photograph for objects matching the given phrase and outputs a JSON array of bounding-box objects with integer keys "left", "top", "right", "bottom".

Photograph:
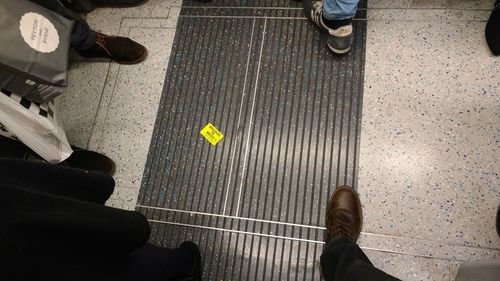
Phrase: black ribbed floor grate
[{"left": 138, "top": 1, "right": 367, "bottom": 280}]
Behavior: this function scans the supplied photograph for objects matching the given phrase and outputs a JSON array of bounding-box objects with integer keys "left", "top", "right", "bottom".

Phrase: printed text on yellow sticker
[{"left": 201, "top": 123, "right": 224, "bottom": 146}]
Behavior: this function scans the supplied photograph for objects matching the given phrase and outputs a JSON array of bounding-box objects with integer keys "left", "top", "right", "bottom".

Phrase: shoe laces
[
  {"left": 96, "top": 34, "right": 107, "bottom": 47},
  {"left": 96, "top": 33, "right": 111, "bottom": 56},
  {"left": 331, "top": 220, "right": 355, "bottom": 240}
]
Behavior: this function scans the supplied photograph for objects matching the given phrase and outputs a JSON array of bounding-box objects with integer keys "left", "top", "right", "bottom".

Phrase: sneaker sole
[{"left": 327, "top": 42, "right": 351, "bottom": 55}]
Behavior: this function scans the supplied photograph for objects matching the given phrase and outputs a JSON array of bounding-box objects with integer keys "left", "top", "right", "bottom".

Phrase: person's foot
[
  {"left": 64, "top": 148, "right": 116, "bottom": 176},
  {"left": 78, "top": 33, "right": 148, "bottom": 64},
  {"left": 325, "top": 186, "right": 362, "bottom": 243},
  {"left": 304, "top": 1, "right": 354, "bottom": 54},
  {"left": 175, "top": 241, "right": 202, "bottom": 281}
]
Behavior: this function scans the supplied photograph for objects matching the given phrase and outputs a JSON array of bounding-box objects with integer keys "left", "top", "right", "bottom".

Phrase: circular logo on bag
[{"left": 19, "top": 12, "right": 60, "bottom": 53}]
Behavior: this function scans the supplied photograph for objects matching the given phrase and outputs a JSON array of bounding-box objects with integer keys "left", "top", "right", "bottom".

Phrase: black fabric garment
[
  {"left": 0, "top": 158, "right": 149, "bottom": 281},
  {"left": 321, "top": 235, "right": 401, "bottom": 281},
  {"left": 485, "top": 0, "right": 500, "bottom": 55},
  {"left": 29, "top": 0, "right": 97, "bottom": 50},
  {"left": 59, "top": 0, "right": 95, "bottom": 12},
  {"left": 59, "top": 0, "right": 147, "bottom": 12},
  {"left": 0, "top": 158, "right": 197, "bottom": 281},
  {"left": 0, "top": 154, "right": 114, "bottom": 203}
]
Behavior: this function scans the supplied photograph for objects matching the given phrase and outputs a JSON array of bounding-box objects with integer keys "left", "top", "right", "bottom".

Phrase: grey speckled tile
[
  {"left": 108, "top": 186, "right": 140, "bottom": 211},
  {"left": 121, "top": 8, "right": 181, "bottom": 30},
  {"left": 449, "top": 261, "right": 462, "bottom": 281},
  {"left": 367, "top": 8, "right": 490, "bottom": 21},
  {"left": 358, "top": 233, "right": 499, "bottom": 262},
  {"left": 86, "top": 0, "right": 181, "bottom": 34},
  {"left": 93, "top": 25, "right": 175, "bottom": 190},
  {"left": 368, "top": 0, "right": 494, "bottom": 9},
  {"left": 105, "top": 198, "right": 124, "bottom": 209},
  {"left": 360, "top": 19, "right": 500, "bottom": 251},
  {"left": 57, "top": 62, "right": 110, "bottom": 148},
  {"left": 364, "top": 249, "right": 450, "bottom": 281},
  {"left": 97, "top": 119, "right": 153, "bottom": 187},
  {"left": 88, "top": 18, "right": 176, "bottom": 150}
]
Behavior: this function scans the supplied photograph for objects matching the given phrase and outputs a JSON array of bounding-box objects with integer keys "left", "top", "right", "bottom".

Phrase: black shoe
[
  {"left": 175, "top": 242, "right": 202, "bottom": 281},
  {"left": 60, "top": 0, "right": 149, "bottom": 13},
  {"left": 64, "top": 148, "right": 116, "bottom": 176},
  {"left": 78, "top": 33, "right": 148, "bottom": 64}
]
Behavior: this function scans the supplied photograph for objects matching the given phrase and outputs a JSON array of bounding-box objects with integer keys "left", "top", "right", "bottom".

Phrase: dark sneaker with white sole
[{"left": 304, "top": 0, "right": 354, "bottom": 54}]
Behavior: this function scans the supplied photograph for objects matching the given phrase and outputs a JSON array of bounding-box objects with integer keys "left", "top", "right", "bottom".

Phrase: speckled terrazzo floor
[{"left": 58, "top": 0, "right": 499, "bottom": 280}]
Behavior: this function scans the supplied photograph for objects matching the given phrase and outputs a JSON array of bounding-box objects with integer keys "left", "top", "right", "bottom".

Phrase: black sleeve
[
  {"left": 0, "top": 183, "right": 150, "bottom": 255},
  {"left": 0, "top": 157, "right": 114, "bottom": 204}
]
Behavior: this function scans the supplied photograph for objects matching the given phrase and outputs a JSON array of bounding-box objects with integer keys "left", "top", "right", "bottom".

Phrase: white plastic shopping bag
[{"left": 0, "top": 88, "right": 72, "bottom": 163}]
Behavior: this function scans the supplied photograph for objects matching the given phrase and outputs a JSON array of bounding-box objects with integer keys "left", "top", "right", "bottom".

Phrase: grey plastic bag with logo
[{"left": 0, "top": 0, "right": 73, "bottom": 87}]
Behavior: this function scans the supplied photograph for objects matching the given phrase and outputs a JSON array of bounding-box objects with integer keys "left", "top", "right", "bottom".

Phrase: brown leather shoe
[
  {"left": 325, "top": 186, "right": 362, "bottom": 243},
  {"left": 78, "top": 33, "right": 148, "bottom": 64}
]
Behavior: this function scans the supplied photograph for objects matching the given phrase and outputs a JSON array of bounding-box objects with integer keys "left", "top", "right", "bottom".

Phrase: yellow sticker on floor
[{"left": 201, "top": 123, "right": 224, "bottom": 146}]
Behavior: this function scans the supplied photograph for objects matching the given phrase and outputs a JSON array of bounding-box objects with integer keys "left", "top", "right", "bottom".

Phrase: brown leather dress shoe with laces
[
  {"left": 325, "top": 186, "right": 363, "bottom": 243},
  {"left": 78, "top": 33, "right": 148, "bottom": 64}
]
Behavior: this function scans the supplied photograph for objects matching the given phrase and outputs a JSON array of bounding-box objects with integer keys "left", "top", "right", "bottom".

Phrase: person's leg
[
  {"left": 49, "top": 3, "right": 97, "bottom": 50},
  {"left": 59, "top": 0, "right": 149, "bottom": 13},
  {"left": 126, "top": 242, "right": 202, "bottom": 281},
  {"left": 29, "top": 0, "right": 97, "bottom": 50},
  {"left": 323, "top": 0, "right": 360, "bottom": 20},
  {"left": 29, "top": 0, "right": 147, "bottom": 64},
  {"left": 0, "top": 156, "right": 114, "bottom": 204},
  {"left": 485, "top": 0, "right": 500, "bottom": 56},
  {"left": 321, "top": 187, "right": 400, "bottom": 281},
  {"left": 70, "top": 20, "right": 98, "bottom": 51},
  {"left": 321, "top": 235, "right": 400, "bottom": 281}
]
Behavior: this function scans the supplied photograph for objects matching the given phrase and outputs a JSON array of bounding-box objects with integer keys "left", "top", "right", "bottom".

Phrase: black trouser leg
[
  {"left": 70, "top": 19, "right": 97, "bottom": 50},
  {"left": 320, "top": 235, "right": 401, "bottom": 281},
  {"left": 29, "top": 0, "right": 97, "bottom": 50},
  {"left": 126, "top": 243, "right": 194, "bottom": 281},
  {"left": 0, "top": 157, "right": 114, "bottom": 204}
]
